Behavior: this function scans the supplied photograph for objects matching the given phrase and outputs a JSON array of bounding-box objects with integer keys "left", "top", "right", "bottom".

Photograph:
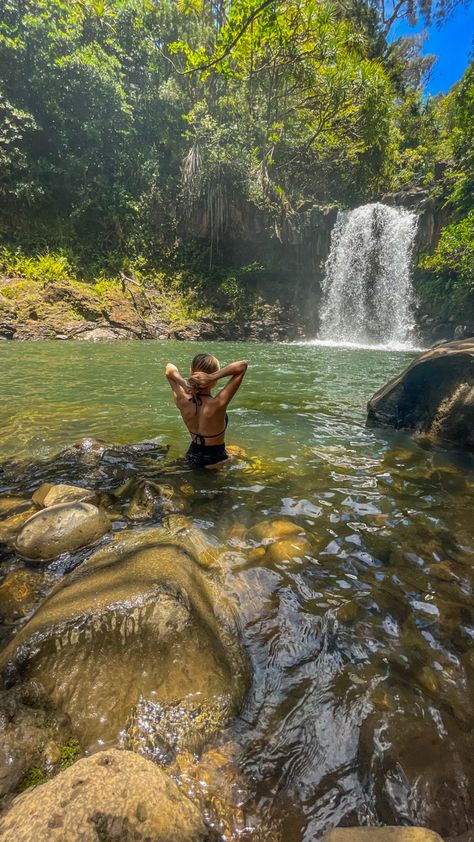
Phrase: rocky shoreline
[
  {"left": 1, "top": 275, "right": 472, "bottom": 347},
  {"left": 0, "top": 276, "right": 307, "bottom": 343}
]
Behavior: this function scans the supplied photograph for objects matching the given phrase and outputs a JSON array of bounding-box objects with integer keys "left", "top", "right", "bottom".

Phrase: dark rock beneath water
[
  {"left": 367, "top": 339, "right": 474, "bottom": 450},
  {"left": 0, "top": 438, "right": 169, "bottom": 493},
  {"left": 0, "top": 748, "right": 211, "bottom": 841},
  {"left": 358, "top": 710, "right": 474, "bottom": 835}
]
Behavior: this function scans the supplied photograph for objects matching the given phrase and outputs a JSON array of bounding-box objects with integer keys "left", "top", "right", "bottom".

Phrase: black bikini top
[{"left": 188, "top": 391, "right": 228, "bottom": 446}]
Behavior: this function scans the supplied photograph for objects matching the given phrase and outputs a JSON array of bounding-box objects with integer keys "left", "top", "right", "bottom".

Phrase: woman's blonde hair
[{"left": 191, "top": 353, "right": 220, "bottom": 374}]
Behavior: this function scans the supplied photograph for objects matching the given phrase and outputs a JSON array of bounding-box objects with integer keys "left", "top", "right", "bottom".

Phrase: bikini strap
[
  {"left": 188, "top": 390, "right": 203, "bottom": 415},
  {"left": 188, "top": 397, "right": 229, "bottom": 445}
]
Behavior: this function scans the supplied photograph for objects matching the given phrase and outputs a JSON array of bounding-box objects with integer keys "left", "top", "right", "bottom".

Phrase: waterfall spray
[{"left": 318, "top": 203, "right": 418, "bottom": 348}]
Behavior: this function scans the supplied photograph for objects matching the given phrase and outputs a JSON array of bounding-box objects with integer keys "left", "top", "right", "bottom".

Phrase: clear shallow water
[
  {"left": 1, "top": 341, "right": 474, "bottom": 838},
  {"left": 0, "top": 340, "right": 417, "bottom": 461}
]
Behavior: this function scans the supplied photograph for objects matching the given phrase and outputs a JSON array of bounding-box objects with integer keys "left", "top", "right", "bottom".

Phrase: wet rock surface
[
  {"left": 15, "top": 501, "right": 110, "bottom": 561},
  {"left": 0, "top": 437, "right": 169, "bottom": 493},
  {"left": 0, "top": 683, "right": 73, "bottom": 799},
  {"left": 0, "top": 528, "right": 249, "bottom": 755},
  {"left": 367, "top": 339, "right": 474, "bottom": 450},
  {"left": 0, "top": 570, "right": 44, "bottom": 624},
  {"left": 32, "top": 482, "right": 98, "bottom": 508},
  {"left": 0, "top": 748, "right": 212, "bottom": 842},
  {"left": 0, "top": 507, "right": 37, "bottom": 547}
]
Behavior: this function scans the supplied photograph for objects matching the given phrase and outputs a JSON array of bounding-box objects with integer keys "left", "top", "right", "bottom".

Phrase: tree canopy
[{"left": 0, "top": 0, "right": 471, "bottom": 280}]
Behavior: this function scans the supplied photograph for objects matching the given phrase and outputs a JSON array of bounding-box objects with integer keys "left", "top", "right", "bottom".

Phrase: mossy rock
[{"left": 1, "top": 528, "right": 249, "bottom": 755}]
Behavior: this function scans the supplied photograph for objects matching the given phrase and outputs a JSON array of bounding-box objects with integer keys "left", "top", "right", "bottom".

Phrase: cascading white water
[{"left": 318, "top": 203, "right": 418, "bottom": 349}]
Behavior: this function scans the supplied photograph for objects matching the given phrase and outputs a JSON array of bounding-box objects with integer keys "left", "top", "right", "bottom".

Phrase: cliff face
[{"left": 185, "top": 201, "right": 338, "bottom": 337}]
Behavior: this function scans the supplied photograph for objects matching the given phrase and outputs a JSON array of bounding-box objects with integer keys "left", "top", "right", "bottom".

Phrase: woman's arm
[
  {"left": 189, "top": 360, "right": 248, "bottom": 406},
  {"left": 165, "top": 363, "right": 190, "bottom": 404},
  {"left": 189, "top": 360, "right": 248, "bottom": 388}
]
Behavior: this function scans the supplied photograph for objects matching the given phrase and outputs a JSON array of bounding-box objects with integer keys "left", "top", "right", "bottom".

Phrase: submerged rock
[
  {"left": 358, "top": 710, "right": 474, "bottom": 835},
  {"left": 0, "top": 749, "right": 210, "bottom": 842},
  {"left": 247, "top": 518, "right": 305, "bottom": 543},
  {"left": 125, "top": 479, "right": 187, "bottom": 521},
  {"left": 123, "top": 694, "right": 233, "bottom": 761},
  {"left": 0, "top": 570, "right": 44, "bottom": 624},
  {"left": 0, "top": 507, "right": 37, "bottom": 547},
  {"left": 0, "top": 683, "right": 72, "bottom": 799},
  {"left": 1, "top": 438, "right": 169, "bottom": 494},
  {"left": 15, "top": 502, "right": 110, "bottom": 561},
  {"left": 263, "top": 536, "right": 311, "bottom": 564},
  {"left": 0, "top": 529, "right": 249, "bottom": 756},
  {"left": 172, "top": 742, "right": 250, "bottom": 839},
  {"left": 367, "top": 339, "right": 474, "bottom": 450},
  {"left": 322, "top": 830, "right": 443, "bottom": 842},
  {"left": 32, "top": 482, "right": 98, "bottom": 508}
]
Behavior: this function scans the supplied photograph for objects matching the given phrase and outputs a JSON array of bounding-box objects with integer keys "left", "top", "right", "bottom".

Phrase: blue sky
[{"left": 392, "top": 3, "right": 473, "bottom": 95}]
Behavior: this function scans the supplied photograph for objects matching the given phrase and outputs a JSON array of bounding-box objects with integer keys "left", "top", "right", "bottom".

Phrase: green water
[
  {"left": 1, "top": 340, "right": 474, "bottom": 838},
  {"left": 0, "top": 340, "right": 416, "bottom": 461}
]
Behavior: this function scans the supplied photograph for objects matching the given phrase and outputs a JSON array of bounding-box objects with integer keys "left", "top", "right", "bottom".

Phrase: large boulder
[
  {"left": 367, "top": 339, "right": 474, "bottom": 450},
  {"left": 0, "top": 749, "right": 211, "bottom": 842},
  {"left": 15, "top": 502, "right": 110, "bottom": 561},
  {"left": 1, "top": 528, "right": 249, "bottom": 758}
]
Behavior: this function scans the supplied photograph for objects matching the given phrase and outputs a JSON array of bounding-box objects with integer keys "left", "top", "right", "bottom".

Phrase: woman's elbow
[
  {"left": 165, "top": 363, "right": 175, "bottom": 377},
  {"left": 240, "top": 360, "right": 248, "bottom": 372}
]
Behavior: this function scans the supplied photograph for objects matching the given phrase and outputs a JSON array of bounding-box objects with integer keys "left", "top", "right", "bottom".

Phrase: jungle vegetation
[{"left": 0, "top": 0, "right": 472, "bottom": 314}]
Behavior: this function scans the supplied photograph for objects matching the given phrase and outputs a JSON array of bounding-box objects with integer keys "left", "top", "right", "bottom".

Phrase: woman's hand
[{"left": 189, "top": 371, "right": 214, "bottom": 390}]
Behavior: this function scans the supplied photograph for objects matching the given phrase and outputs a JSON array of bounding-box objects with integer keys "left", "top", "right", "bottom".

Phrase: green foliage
[
  {"left": 94, "top": 278, "right": 121, "bottom": 298},
  {"left": 420, "top": 212, "right": 474, "bottom": 289},
  {"left": 0, "top": 248, "right": 74, "bottom": 282},
  {"left": 450, "top": 61, "right": 474, "bottom": 215},
  {"left": 414, "top": 59, "right": 474, "bottom": 319},
  {"left": 16, "top": 765, "right": 47, "bottom": 792},
  {"left": 14, "top": 739, "right": 81, "bottom": 794},
  {"left": 0, "top": 0, "right": 469, "bottom": 292},
  {"left": 59, "top": 738, "right": 81, "bottom": 770}
]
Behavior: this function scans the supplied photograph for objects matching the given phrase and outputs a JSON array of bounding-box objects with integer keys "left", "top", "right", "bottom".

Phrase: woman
[{"left": 165, "top": 353, "right": 248, "bottom": 468}]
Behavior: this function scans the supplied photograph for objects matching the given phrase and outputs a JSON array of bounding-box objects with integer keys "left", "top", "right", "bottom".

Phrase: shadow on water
[{"left": 1, "top": 341, "right": 474, "bottom": 839}]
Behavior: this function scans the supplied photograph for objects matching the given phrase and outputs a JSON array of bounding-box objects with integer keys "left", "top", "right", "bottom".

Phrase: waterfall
[{"left": 318, "top": 203, "right": 418, "bottom": 349}]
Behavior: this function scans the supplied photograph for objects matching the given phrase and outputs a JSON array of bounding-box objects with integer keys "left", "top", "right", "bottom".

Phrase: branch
[
  {"left": 383, "top": 0, "right": 409, "bottom": 35},
  {"left": 165, "top": 0, "right": 278, "bottom": 76}
]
